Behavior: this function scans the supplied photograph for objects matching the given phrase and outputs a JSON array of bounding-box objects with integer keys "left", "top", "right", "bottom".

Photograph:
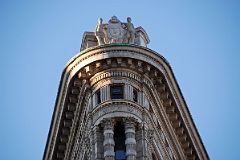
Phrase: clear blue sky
[{"left": 1, "top": 0, "right": 239, "bottom": 159}]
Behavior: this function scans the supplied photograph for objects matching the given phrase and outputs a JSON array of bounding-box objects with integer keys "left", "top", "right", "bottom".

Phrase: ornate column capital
[
  {"left": 102, "top": 118, "right": 115, "bottom": 129},
  {"left": 123, "top": 117, "right": 137, "bottom": 125}
]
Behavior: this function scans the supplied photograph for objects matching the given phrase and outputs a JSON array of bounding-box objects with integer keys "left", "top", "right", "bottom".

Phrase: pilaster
[
  {"left": 124, "top": 83, "right": 133, "bottom": 101},
  {"left": 93, "top": 125, "right": 104, "bottom": 160},
  {"left": 124, "top": 118, "right": 137, "bottom": 160},
  {"left": 102, "top": 118, "right": 115, "bottom": 160}
]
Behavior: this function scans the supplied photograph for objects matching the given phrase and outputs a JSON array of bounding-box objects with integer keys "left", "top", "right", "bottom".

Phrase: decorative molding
[{"left": 92, "top": 101, "right": 143, "bottom": 126}]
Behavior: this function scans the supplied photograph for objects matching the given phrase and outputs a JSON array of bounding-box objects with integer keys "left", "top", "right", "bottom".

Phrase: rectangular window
[
  {"left": 114, "top": 121, "right": 126, "bottom": 160},
  {"left": 96, "top": 90, "right": 101, "bottom": 104},
  {"left": 111, "top": 85, "right": 124, "bottom": 99},
  {"left": 133, "top": 89, "right": 138, "bottom": 102}
]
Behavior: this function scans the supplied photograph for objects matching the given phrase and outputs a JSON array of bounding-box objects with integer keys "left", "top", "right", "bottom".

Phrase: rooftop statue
[
  {"left": 95, "top": 16, "right": 136, "bottom": 45},
  {"left": 81, "top": 16, "right": 150, "bottom": 51},
  {"left": 95, "top": 18, "right": 105, "bottom": 45},
  {"left": 126, "top": 17, "right": 135, "bottom": 44}
]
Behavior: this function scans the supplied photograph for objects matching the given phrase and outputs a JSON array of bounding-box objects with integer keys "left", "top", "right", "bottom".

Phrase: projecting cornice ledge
[{"left": 66, "top": 44, "right": 169, "bottom": 78}]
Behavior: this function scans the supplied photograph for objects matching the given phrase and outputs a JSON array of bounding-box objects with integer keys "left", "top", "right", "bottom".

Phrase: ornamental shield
[{"left": 105, "top": 21, "right": 126, "bottom": 43}]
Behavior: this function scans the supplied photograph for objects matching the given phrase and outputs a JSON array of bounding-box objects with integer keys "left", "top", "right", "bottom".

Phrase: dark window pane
[
  {"left": 111, "top": 85, "right": 123, "bottom": 99},
  {"left": 96, "top": 90, "right": 101, "bottom": 104},
  {"left": 114, "top": 121, "right": 126, "bottom": 160},
  {"left": 133, "top": 89, "right": 138, "bottom": 102}
]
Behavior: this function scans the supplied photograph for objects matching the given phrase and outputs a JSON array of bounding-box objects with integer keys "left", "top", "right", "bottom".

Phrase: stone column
[
  {"left": 93, "top": 125, "right": 104, "bottom": 160},
  {"left": 124, "top": 118, "right": 137, "bottom": 160},
  {"left": 103, "top": 119, "right": 115, "bottom": 160}
]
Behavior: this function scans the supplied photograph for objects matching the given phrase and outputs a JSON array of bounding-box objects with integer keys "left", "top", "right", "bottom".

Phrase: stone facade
[{"left": 43, "top": 17, "right": 208, "bottom": 160}]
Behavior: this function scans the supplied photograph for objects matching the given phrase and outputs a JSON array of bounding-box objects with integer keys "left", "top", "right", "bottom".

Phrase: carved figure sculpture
[
  {"left": 126, "top": 17, "right": 135, "bottom": 44},
  {"left": 95, "top": 18, "right": 105, "bottom": 45}
]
